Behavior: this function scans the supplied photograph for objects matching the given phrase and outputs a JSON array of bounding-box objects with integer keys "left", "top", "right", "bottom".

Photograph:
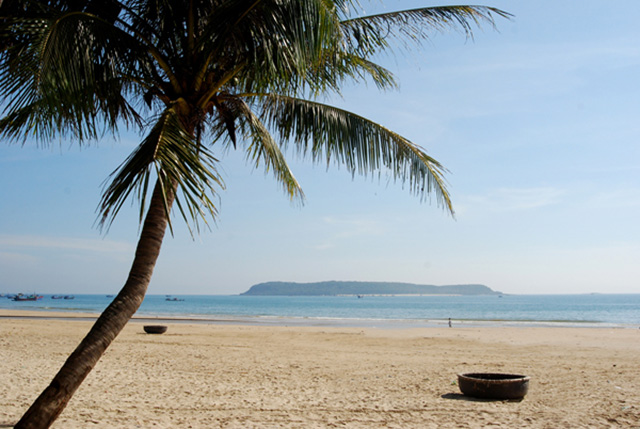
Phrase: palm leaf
[
  {"left": 341, "top": 6, "right": 512, "bottom": 55},
  {"left": 0, "top": 5, "right": 143, "bottom": 142},
  {"left": 99, "top": 107, "right": 224, "bottom": 234},
  {"left": 304, "top": 49, "right": 398, "bottom": 95},
  {"left": 195, "top": 0, "right": 350, "bottom": 96},
  {"left": 230, "top": 97, "right": 305, "bottom": 202},
  {"left": 257, "top": 94, "right": 453, "bottom": 214}
]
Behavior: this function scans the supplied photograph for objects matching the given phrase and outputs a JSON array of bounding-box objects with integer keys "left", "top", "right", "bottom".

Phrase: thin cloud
[
  {"left": 406, "top": 38, "right": 640, "bottom": 120},
  {"left": 426, "top": 38, "right": 640, "bottom": 78},
  {"left": 587, "top": 188, "right": 640, "bottom": 209},
  {"left": 312, "top": 216, "right": 385, "bottom": 250},
  {"left": 463, "top": 186, "right": 565, "bottom": 212},
  {"left": 0, "top": 235, "right": 133, "bottom": 254},
  {"left": 0, "top": 251, "right": 38, "bottom": 264}
]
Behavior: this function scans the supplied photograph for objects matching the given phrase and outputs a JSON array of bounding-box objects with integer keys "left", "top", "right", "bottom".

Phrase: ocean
[{"left": 1, "top": 293, "right": 639, "bottom": 329}]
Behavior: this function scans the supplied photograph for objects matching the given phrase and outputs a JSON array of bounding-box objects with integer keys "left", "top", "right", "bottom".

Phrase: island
[{"left": 241, "top": 281, "right": 502, "bottom": 296}]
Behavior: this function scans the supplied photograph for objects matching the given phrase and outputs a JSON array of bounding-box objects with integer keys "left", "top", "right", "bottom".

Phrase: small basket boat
[
  {"left": 143, "top": 325, "right": 168, "bottom": 334},
  {"left": 457, "top": 373, "right": 530, "bottom": 400}
]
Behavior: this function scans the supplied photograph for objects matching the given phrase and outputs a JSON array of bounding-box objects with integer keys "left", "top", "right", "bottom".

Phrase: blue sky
[{"left": 1, "top": 1, "right": 639, "bottom": 295}]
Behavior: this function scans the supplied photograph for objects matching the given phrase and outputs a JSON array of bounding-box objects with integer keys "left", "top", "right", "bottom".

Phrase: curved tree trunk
[{"left": 15, "top": 179, "right": 176, "bottom": 429}]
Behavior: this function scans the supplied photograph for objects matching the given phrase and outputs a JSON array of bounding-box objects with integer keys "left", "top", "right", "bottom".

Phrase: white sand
[{"left": 1, "top": 311, "right": 639, "bottom": 428}]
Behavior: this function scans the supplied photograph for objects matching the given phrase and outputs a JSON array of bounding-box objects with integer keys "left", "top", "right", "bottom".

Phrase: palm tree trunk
[{"left": 15, "top": 179, "right": 176, "bottom": 429}]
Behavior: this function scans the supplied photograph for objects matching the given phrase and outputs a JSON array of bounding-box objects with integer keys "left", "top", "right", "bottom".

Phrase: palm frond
[
  {"left": 196, "top": 0, "right": 349, "bottom": 96},
  {"left": 306, "top": 51, "right": 398, "bottom": 95},
  {"left": 0, "top": 5, "right": 144, "bottom": 142},
  {"left": 230, "top": 97, "right": 305, "bottom": 203},
  {"left": 98, "top": 108, "right": 224, "bottom": 234},
  {"left": 341, "top": 6, "right": 512, "bottom": 55},
  {"left": 257, "top": 94, "right": 453, "bottom": 214}
]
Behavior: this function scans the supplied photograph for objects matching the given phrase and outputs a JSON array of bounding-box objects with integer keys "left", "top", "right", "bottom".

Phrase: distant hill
[{"left": 241, "top": 281, "right": 501, "bottom": 296}]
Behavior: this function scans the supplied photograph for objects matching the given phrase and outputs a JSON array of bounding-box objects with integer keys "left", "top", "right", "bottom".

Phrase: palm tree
[{"left": 0, "top": 1, "right": 509, "bottom": 427}]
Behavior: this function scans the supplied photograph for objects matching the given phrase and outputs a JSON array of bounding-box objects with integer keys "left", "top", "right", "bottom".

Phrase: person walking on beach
[{"left": 448, "top": 318, "right": 452, "bottom": 328}]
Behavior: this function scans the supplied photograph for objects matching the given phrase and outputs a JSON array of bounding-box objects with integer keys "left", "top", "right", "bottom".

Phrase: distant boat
[
  {"left": 52, "top": 295, "right": 63, "bottom": 299},
  {"left": 64, "top": 295, "right": 75, "bottom": 300},
  {"left": 165, "top": 297, "right": 184, "bottom": 301},
  {"left": 106, "top": 295, "right": 114, "bottom": 297},
  {"left": 13, "top": 294, "right": 43, "bottom": 301}
]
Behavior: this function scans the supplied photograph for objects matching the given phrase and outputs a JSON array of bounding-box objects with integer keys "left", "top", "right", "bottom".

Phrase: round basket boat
[
  {"left": 457, "top": 373, "right": 530, "bottom": 400},
  {"left": 143, "top": 325, "right": 168, "bottom": 334}
]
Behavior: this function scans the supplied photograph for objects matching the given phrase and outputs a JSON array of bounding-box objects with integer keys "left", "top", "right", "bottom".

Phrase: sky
[{"left": 1, "top": 1, "right": 639, "bottom": 296}]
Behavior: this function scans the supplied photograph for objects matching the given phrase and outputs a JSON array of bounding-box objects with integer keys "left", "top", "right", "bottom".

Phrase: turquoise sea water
[{"left": 1, "top": 294, "right": 639, "bottom": 328}]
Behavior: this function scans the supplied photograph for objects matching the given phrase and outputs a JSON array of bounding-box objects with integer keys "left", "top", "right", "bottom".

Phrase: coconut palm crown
[{"left": 0, "top": 1, "right": 509, "bottom": 427}]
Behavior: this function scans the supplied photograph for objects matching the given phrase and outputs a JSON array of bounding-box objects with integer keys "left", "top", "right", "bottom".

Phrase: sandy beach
[{"left": 1, "top": 311, "right": 639, "bottom": 428}]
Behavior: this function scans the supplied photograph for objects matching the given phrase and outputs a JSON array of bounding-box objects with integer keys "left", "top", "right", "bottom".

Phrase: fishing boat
[{"left": 13, "top": 294, "right": 43, "bottom": 301}]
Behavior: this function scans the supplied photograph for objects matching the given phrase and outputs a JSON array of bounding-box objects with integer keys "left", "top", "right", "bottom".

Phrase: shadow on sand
[{"left": 441, "top": 393, "right": 524, "bottom": 403}]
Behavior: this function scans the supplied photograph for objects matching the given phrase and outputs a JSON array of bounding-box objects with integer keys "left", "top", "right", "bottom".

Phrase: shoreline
[
  {"left": 0, "top": 308, "right": 637, "bottom": 330},
  {"left": 2, "top": 294, "right": 638, "bottom": 330},
  {"left": 1, "top": 316, "right": 639, "bottom": 427}
]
